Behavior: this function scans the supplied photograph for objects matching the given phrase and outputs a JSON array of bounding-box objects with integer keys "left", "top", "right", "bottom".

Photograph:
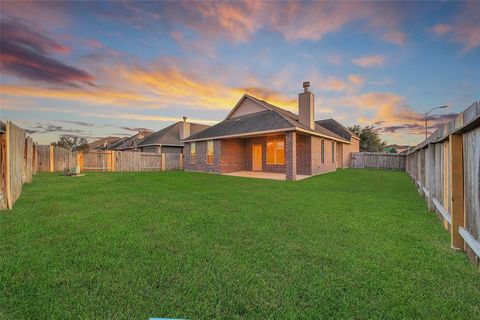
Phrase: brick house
[
  {"left": 182, "top": 82, "right": 360, "bottom": 180},
  {"left": 136, "top": 119, "right": 209, "bottom": 154}
]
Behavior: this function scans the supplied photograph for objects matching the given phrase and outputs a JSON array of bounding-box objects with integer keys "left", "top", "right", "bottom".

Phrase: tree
[
  {"left": 53, "top": 136, "right": 90, "bottom": 152},
  {"left": 348, "top": 125, "right": 387, "bottom": 152}
]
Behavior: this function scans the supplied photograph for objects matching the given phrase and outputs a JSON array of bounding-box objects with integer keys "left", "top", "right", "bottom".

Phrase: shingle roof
[
  {"left": 316, "top": 119, "right": 358, "bottom": 142},
  {"left": 185, "top": 94, "right": 348, "bottom": 142},
  {"left": 137, "top": 122, "right": 209, "bottom": 147}
]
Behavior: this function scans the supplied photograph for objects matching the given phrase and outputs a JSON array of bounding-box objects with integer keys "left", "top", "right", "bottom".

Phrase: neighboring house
[
  {"left": 136, "top": 118, "right": 210, "bottom": 154},
  {"left": 182, "top": 82, "right": 360, "bottom": 180},
  {"left": 89, "top": 136, "right": 121, "bottom": 150},
  {"left": 110, "top": 130, "right": 154, "bottom": 151},
  {"left": 385, "top": 144, "right": 411, "bottom": 154}
]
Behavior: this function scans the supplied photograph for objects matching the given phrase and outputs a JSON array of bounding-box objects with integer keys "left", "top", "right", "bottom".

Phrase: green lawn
[{"left": 1, "top": 170, "right": 479, "bottom": 319}]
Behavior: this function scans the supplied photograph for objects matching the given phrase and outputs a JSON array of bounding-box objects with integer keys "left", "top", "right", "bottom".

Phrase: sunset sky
[{"left": 1, "top": 1, "right": 479, "bottom": 145}]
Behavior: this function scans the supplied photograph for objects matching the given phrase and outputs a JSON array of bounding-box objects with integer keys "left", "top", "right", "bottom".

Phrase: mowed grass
[{"left": 1, "top": 170, "right": 479, "bottom": 319}]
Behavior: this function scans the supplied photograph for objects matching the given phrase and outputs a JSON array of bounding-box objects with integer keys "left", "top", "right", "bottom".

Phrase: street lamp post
[{"left": 425, "top": 105, "right": 448, "bottom": 139}]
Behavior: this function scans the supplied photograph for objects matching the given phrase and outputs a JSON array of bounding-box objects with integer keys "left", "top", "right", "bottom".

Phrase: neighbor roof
[
  {"left": 106, "top": 136, "right": 129, "bottom": 150},
  {"left": 184, "top": 94, "right": 349, "bottom": 143},
  {"left": 89, "top": 136, "right": 121, "bottom": 149},
  {"left": 112, "top": 130, "right": 154, "bottom": 150},
  {"left": 137, "top": 122, "right": 209, "bottom": 147}
]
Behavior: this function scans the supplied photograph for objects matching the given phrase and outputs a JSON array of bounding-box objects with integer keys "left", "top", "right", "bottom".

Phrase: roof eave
[{"left": 182, "top": 127, "right": 297, "bottom": 142}]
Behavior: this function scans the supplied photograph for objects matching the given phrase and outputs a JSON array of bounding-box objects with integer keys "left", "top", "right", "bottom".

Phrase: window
[
  {"left": 190, "top": 142, "right": 196, "bottom": 163},
  {"left": 321, "top": 140, "right": 325, "bottom": 164},
  {"left": 266, "top": 139, "right": 285, "bottom": 165},
  {"left": 332, "top": 141, "right": 335, "bottom": 163},
  {"left": 207, "top": 140, "right": 214, "bottom": 164}
]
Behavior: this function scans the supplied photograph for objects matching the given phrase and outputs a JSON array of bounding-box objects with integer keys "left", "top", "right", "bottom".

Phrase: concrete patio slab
[{"left": 223, "top": 171, "right": 309, "bottom": 181}]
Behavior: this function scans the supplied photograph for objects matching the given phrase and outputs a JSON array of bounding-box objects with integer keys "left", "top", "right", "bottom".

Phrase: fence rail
[
  {"left": 406, "top": 101, "right": 480, "bottom": 266},
  {"left": 351, "top": 152, "right": 406, "bottom": 170}
]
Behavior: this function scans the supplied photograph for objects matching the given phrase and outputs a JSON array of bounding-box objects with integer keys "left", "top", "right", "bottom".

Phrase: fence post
[
  {"left": 449, "top": 134, "right": 464, "bottom": 249},
  {"left": 111, "top": 151, "right": 116, "bottom": 172},
  {"left": 161, "top": 153, "right": 166, "bottom": 171},
  {"left": 76, "top": 152, "right": 84, "bottom": 172},
  {"left": 179, "top": 154, "right": 184, "bottom": 170},
  {"left": 49, "top": 145, "right": 54, "bottom": 172}
]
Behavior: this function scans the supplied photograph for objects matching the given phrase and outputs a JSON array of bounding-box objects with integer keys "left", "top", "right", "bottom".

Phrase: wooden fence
[
  {"left": 406, "top": 101, "right": 480, "bottom": 266},
  {"left": 36, "top": 148, "right": 184, "bottom": 173},
  {"left": 351, "top": 152, "right": 406, "bottom": 170},
  {"left": 0, "top": 121, "right": 36, "bottom": 209}
]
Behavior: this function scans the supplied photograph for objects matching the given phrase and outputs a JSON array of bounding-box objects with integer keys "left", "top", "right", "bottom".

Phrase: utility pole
[{"left": 425, "top": 105, "right": 448, "bottom": 140}]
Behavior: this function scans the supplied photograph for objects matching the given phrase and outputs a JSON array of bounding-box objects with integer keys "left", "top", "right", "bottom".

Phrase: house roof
[
  {"left": 315, "top": 119, "right": 359, "bottom": 141},
  {"left": 182, "top": 110, "right": 295, "bottom": 141},
  {"left": 89, "top": 136, "right": 121, "bottom": 149},
  {"left": 184, "top": 94, "right": 349, "bottom": 143},
  {"left": 137, "top": 122, "right": 210, "bottom": 147}
]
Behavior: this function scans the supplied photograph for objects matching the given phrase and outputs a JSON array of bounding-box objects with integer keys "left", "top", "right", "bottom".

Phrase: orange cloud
[
  {"left": 338, "top": 92, "right": 456, "bottom": 139},
  {"left": 1, "top": 60, "right": 297, "bottom": 113}
]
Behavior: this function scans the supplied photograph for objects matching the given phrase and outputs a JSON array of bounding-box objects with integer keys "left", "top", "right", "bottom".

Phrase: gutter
[{"left": 136, "top": 143, "right": 184, "bottom": 148}]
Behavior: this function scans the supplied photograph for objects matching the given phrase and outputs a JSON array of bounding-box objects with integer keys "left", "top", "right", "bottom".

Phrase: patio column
[
  {"left": 285, "top": 131, "right": 297, "bottom": 180},
  {"left": 213, "top": 140, "right": 221, "bottom": 173}
]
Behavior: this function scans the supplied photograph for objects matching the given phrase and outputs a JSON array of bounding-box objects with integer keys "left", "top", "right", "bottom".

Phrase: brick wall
[
  {"left": 285, "top": 132, "right": 296, "bottom": 180},
  {"left": 219, "top": 139, "right": 247, "bottom": 173},
  {"left": 184, "top": 141, "right": 218, "bottom": 173},
  {"left": 311, "top": 136, "right": 337, "bottom": 175},
  {"left": 296, "top": 133, "right": 311, "bottom": 175},
  {"left": 341, "top": 137, "right": 360, "bottom": 168},
  {"left": 336, "top": 143, "right": 344, "bottom": 168}
]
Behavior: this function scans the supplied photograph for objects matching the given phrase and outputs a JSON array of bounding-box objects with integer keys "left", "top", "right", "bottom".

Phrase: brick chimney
[
  {"left": 298, "top": 81, "right": 315, "bottom": 130},
  {"left": 180, "top": 116, "right": 191, "bottom": 140}
]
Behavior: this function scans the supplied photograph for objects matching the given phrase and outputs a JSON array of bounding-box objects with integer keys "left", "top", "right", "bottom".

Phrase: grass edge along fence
[
  {"left": 0, "top": 120, "right": 184, "bottom": 210},
  {"left": 406, "top": 101, "right": 480, "bottom": 267},
  {"left": 0, "top": 121, "right": 36, "bottom": 210}
]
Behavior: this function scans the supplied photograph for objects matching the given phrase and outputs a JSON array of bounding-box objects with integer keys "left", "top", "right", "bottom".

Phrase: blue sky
[{"left": 1, "top": 1, "right": 479, "bottom": 145}]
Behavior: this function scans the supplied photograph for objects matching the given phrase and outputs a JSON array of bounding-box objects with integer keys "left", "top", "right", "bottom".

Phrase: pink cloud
[
  {"left": 430, "top": 2, "right": 480, "bottom": 51},
  {"left": 352, "top": 55, "right": 385, "bottom": 68}
]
